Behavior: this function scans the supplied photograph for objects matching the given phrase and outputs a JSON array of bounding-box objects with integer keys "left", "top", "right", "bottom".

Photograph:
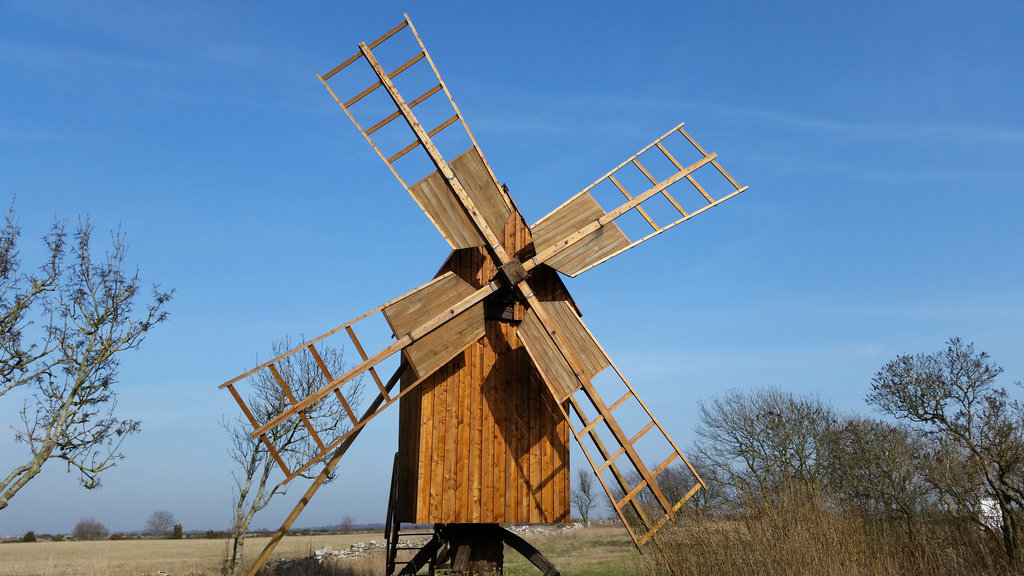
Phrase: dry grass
[
  {"left": 0, "top": 526, "right": 640, "bottom": 576},
  {"left": 9, "top": 514, "right": 998, "bottom": 576},
  {"left": 638, "top": 500, "right": 1010, "bottom": 576},
  {"left": 502, "top": 525, "right": 637, "bottom": 576},
  {"left": 0, "top": 533, "right": 381, "bottom": 576}
]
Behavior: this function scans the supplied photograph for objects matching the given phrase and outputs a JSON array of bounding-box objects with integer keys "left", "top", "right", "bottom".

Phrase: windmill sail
[
  {"left": 516, "top": 301, "right": 706, "bottom": 546},
  {"left": 531, "top": 123, "right": 748, "bottom": 277},
  {"left": 220, "top": 271, "right": 495, "bottom": 483},
  {"left": 318, "top": 16, "right": 513, "bottom": 256}
]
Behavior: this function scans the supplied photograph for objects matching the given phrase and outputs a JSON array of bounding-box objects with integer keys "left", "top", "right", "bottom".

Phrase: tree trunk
[{"left": 231, "top": 527, "right": 246, "bottom": 576}]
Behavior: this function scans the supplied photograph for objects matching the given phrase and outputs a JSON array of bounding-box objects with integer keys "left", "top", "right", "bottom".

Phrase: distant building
[{"left": 980, "top": 497, "right": 1003, "bottom": 530}]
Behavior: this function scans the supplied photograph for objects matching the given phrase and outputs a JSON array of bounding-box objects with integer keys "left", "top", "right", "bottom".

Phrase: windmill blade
[
  {"left": 220, "top": 271, "right": 496, "bottom": 483},
  {"left": 244, "top": 360, "right": 405, "bottom": 576},
  {"left": 529, "top": 123, "right": 749, "bottom": 277},
  {"left": 318, "top": 15, "right": 514, "bottom": 263},
  {"left": 516, "top": 299, "right": 705, "bottom": 548}
]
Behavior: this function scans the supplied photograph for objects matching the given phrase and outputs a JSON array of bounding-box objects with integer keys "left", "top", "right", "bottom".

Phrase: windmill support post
[{"left": 393, "top": 523, "right": 559, "bottom": 576}]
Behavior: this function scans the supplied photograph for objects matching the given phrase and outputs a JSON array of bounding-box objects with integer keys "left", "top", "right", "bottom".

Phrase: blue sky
[{"left": 1, "top": 1, "right": 1022, "bottom": 536}]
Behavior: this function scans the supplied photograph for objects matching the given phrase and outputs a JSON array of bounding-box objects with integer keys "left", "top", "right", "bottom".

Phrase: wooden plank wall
[{"left": 395, "top": 204, "right": 572, "bottom": 524}]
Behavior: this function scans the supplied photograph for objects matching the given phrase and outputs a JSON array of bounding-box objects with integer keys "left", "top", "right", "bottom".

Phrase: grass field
[{"left": 0, "top": 525, "right": 639, "bottom": 576}]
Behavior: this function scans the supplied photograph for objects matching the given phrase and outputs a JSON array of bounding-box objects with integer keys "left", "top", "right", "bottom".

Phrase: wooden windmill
[{"left": 221, "top": 15, "right": 748, "bottom": 576}]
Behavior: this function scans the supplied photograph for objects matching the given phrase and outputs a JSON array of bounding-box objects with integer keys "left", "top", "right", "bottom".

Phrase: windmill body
[
  {"left": 220, "top": 14, "right": 749, "bottom": 575},
  {"left": 395, "top": 205, "right": 575, "bottom": 525}
]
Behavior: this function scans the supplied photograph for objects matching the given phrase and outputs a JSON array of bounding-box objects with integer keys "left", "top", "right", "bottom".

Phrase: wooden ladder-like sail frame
[{"left": 222, "top": 15, "right": 751, "bottom": 571}]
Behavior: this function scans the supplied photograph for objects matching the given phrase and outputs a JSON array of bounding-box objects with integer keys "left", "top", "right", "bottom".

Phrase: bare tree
[
  {"left": 72, "top": 517, "right": 108, "bottom": 540},
  {"left": 145, "top": 510, "right": 176, "bottom": 537},
  {"left": 868, "top": 338, "right": 1024, "bottom": 566},
  {"left": 693, "top": 386, "right": 837, "bottom": 505},
  {"left": 0, "top": 211, "right": 171, "bottom": 509},
  {"left": 830, "top": 416, "right": 934, "bottom": 538},
  {"left": 339, "top": 515, "right": 355, "bottom": 533},
  {"left": 571, "top": 468, "right": 599, "bottom": 524},
  {"left": 224, "top": 338, "right": 363, "bottom": 575}
]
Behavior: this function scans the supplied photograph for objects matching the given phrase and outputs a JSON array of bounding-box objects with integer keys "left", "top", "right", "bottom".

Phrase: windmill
[{"left": 221, "top": 14, "right": 748, "bottom": 576}]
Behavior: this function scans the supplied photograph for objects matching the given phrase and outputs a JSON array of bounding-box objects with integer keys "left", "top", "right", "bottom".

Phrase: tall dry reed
[{"left": 640, "top": 495, "right": 1007, "bottom": 576}]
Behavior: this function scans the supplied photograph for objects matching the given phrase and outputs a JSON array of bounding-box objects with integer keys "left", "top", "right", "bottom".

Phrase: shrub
[
  {"left": 108, "top": 533, "right": 124, "bottom": 541},
  {"left": 72, "top": 518, "right": 108, "bottom": 541},
  {"left": 172, "top": 523, "right": 183, "bottom": 539},
  {"left": 22, "top": 531, "right": 36, "bottom": 543}
]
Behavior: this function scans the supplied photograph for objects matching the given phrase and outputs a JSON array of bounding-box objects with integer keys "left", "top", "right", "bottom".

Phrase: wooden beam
[
  {"left": 358, "top": 42, "right": 511, "bottom": 266},
  {"left": 245, "top": 361, "right": 407, "bottom": 576}
]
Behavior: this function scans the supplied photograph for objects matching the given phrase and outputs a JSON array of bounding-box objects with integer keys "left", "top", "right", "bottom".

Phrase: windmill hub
[{"left": 498, "top": 256, "right": 530, "bottom": 286}]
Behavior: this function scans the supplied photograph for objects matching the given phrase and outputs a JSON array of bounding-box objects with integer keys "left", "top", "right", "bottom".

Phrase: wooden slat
[
  {"left": 575, "top": 412, "right": 605, "bottom": 440},
  {"left": 247, "top": 278, "right": 498, "bottom": 439},
  {"left": 546, "top": 301, "right": 609, "bottom": 380},
  {"left": 404, "top": 302, "right": 484, "bottom": 379},
  {"left": 569, "top": 397, "right": 650, "bottom": 541},
  {"left": 428, "top": 113, "right": 459, "bottom": 138},
  {"left": 449, "top": 147, "right": 512, "bottom": 242},
  {"left": 608, "top": 391, "right": 632, "bottom": 413},
  {"left": 367, "top": 18, "right": 409, "bottom": 49},
  {"left": 596, "top": 444, "right": 627, "bottom": 474},
  {"left": 321, "top": 50, "right": 363, "bottom": 81},
  {"left": 527, "top": 120, "right": 750, "bottom": 278},
  {"left": 390, "top": 51, "right": 425, "bottom": 78},
  {"left": 610, "top": 174, "right": 658, "bottom": 232},
  {"left": 366, "top": 84, "right": 442, "bottom": 136},
  {"left": 343, "top": 80, "right": 382, "bottom": 109},
  {"left": 479, "top": 335, "right": 492, "bottom": 522},
  {"left": 387, "top": 139, "right": 420, "bottom": 164},
  {"left": 616, "top": 476, "right": 651, "bottom": 511},
  {"left": 456, "top": 353, "right": 471, "bottom": 523},
  {"left": 346, "top": 325, "right": 389, "bottom": 401},
  {"left": 307, "top": 344, "right": 358, "bottom": 427},
  {"left": 225, "top": 383, "right": 260, "bottom": 431},
  {"left": 530, "top": 192, "right": 631, "bottom": 277},
  {"left": 428, "top": 360, "right": 447, "bottom": 519},
  {"left": 546, "top": 223, "right": 631, "bottom": 277},
  {"left": 269, "top": 364, "right": 327, "bottom": 453},
  {"left": 651, "top": 452, "right": 679, "bottom": 479},
  {"left": 383, "top": 272, "right": 477, "bottom": 338},
  {"left": 408, "top": 166, "right": 482, "bottom": 249},
  {"left": 632, "top": 158, "right": 658, "bottom": 185},
  {"left": 442, "top": 359, "right": 459, "bottom": 521},
  {"left": 359, "top": 43, "right": 511, "bottom": 265},
  {"left": 517, "top": 307, "right": 579, "bottom": 402}
]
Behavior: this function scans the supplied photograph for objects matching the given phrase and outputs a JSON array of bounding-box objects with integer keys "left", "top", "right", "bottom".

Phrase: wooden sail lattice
[
  {"left": 219, "top": 272, "right": 497, "bottom": 483},
  {"left": 518, "top": 300, "right": 705, "bottom": 546},
  {"left": 569, "top": 369, "right": 704, "bottom": 546},
  {"left": 532, "top": 123, "right": 748, "bottom": 277},
  {"left": 318, "top": 16, "right": 511, "bottom": 251}
]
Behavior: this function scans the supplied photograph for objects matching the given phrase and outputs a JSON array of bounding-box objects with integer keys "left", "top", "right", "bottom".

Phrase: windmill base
[{"left": 391, "top": 523, "right": 560, "bottom": 576}]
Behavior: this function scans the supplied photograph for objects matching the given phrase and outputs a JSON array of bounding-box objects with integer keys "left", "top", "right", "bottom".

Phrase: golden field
[{"left": 0, "top": 525, "right": 638, "bottom": 576}]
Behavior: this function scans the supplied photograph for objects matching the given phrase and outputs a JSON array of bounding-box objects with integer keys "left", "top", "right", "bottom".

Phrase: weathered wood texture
[
  {"left": 382, "top": 272, "right": 485, "bottom": 380},
  {"left": 531, "top": 193, "right": 630, "bottom": 277},
  {"left": 396, "top": 207, "right": 572, "bottom": 524},
  {"left": 518, "top": 300, "right": 610, "bottom": 403},
  {"left": 408, "top": 147, "right": 510, "bottom": 249}
]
